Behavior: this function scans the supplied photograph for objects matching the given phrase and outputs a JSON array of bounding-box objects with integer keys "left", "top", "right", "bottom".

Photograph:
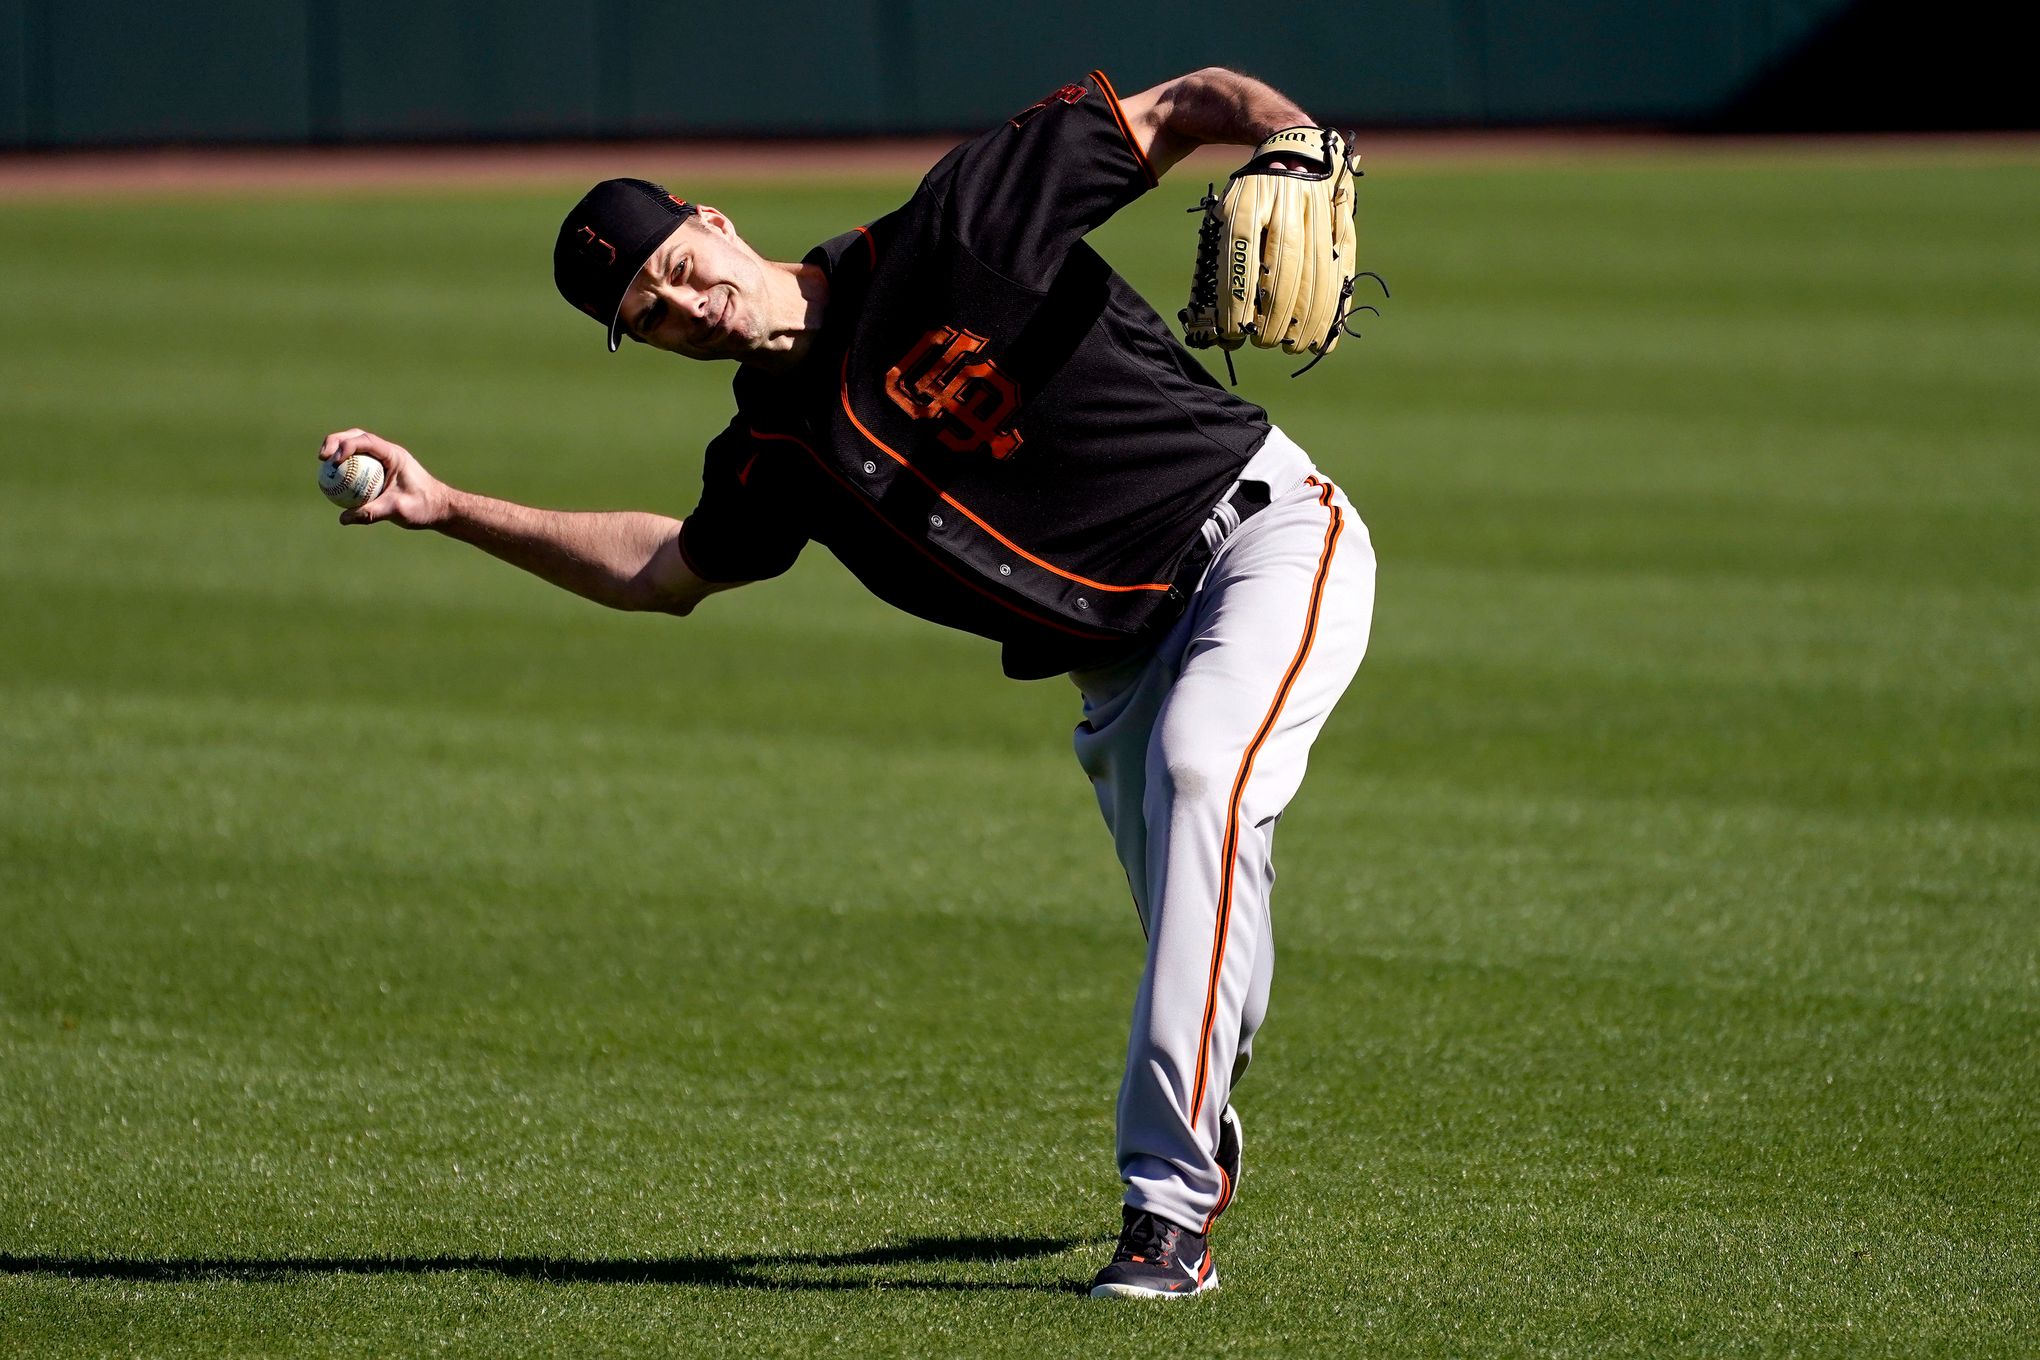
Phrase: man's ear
[{"left": 692, "top": 205, "right": 733, "bottom": 235}]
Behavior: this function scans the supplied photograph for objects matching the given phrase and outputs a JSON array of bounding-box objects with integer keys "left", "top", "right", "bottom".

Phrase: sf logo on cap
[{"left": 574, "top": 226, "right": 616, "bottom": 266}]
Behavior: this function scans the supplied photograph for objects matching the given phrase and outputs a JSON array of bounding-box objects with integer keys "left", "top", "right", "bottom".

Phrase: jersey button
[
  {"left": 862, "top": 460, "right": 877, "bottom": 474},
  {"left": 999, "top": 564, "right": 1012, "bottom": 576},
  {"left": 1076, "top": 597, "right": 1090, "bottom": 610},
  {"left": 929, "top": 513, "right": 944, "bottom": 529}
]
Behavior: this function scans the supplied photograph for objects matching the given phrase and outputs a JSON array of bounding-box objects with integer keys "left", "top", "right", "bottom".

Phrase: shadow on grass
[{"left": 0, "top": 1234, "right": 1088, "bottom": 1294}]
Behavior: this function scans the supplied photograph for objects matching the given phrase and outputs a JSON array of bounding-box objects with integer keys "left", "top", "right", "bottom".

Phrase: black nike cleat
[{"left": 1087, "top": 1207, "right": 1218, "bottom": 1299}]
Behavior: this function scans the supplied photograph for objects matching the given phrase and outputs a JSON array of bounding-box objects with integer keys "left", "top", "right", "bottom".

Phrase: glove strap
[{"left": 1237, "top": 126, "right": 1349, "bottom": 181}]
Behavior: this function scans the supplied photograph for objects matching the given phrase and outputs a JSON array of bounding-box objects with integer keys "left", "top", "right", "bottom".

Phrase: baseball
[{"left": 319, "top": 453, "right": 386, "bottom": 509}]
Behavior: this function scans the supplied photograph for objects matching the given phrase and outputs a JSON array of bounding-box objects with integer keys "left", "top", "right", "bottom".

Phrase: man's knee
[{"left": 1152, "top": 752, "right": 1237, "bottom": 820}]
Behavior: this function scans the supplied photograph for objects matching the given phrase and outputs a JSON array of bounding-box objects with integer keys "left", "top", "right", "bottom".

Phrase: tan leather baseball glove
[{"left": 1181, "top": 127, "right": 1384, "bottom": 379}]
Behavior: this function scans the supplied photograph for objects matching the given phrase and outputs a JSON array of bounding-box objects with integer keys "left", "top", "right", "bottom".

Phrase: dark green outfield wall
[{"left": 1, "top": 0, "right": 1859, "bottom": 149}]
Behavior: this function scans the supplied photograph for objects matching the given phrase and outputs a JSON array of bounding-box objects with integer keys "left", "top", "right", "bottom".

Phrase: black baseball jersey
[{"left": 676, "top": 69, "right": 1275, "bottom": 679}]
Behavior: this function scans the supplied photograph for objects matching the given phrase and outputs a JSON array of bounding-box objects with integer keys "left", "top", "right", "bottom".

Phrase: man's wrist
[{"left": 421, "top": 483, "right": 467, "bottom": 533}]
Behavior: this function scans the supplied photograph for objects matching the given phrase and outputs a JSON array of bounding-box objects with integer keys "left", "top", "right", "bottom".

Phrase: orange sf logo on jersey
[{"left": 883, "top": 326, "right": 1024, "bottom": 461}]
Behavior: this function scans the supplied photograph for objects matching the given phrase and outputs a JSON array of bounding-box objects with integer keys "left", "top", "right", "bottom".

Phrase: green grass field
[{"left": 3, "top": 148, "right": 2037, "bottom": 1356}]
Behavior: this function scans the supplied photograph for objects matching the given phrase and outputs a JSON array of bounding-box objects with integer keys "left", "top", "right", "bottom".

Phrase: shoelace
[{"left": 1114, "top": 1212, "right": 1182, "bottom": 1265}]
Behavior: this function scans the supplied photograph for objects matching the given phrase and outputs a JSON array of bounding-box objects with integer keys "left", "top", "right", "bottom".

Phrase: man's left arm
[{"left": 1116, "top": 68, "right": 1317, "bottom": 178}]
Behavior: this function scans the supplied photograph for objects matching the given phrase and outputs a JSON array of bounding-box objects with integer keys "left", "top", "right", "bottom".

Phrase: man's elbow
[
  {"left": 638, "top": 570, "right": 746, "bottom": 617},
  {"left": 632, "top": 529, "right": 715, "bottom": 616},
  {"left": 609, "top": 573, "right": 700, "bottom": 616},
  {"left": 635, "top": 583, "right": 702, "bottom": 617},
  {"left": 1169, "top": 66, "right": 1244, "bottom": 111},
  {"left": 1137, "top": 67, "right": 1250, "bottom": 171}
]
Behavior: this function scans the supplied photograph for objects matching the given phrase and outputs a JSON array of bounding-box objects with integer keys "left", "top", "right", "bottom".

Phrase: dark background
[{"left": 2, "top": 0, "right": 2032, "bottom": 150}]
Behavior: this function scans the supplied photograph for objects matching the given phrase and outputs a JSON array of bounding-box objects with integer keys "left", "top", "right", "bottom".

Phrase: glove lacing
[
  {"left": 1181, "top": 184, "right": 1240, "bottom": 386},
  {"left": 1290, "top": 269, "right": 1390, "bottom": 378}
]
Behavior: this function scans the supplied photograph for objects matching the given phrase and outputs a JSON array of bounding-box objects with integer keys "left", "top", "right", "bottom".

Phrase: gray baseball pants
[{"left": 1071, "top": 427, "right": 1375, "bottom": 1234}]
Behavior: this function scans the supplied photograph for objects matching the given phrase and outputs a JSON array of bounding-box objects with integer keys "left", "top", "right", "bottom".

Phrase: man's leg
[
  {"left": 1112, "top": 463, "right": 1374, "bottom": 1234},
  {"left": 1071, "top": 639, "right": 1179, "bottom": 933}
]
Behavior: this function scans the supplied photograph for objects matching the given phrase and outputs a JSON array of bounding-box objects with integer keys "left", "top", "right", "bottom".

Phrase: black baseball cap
[{"left": 553, "top": 178, "right": 699, "bottom": 351}]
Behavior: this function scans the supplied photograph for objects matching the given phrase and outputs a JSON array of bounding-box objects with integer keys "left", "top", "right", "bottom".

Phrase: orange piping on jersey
[
  {"left": 838, "top": 357, "right": 1173, "bottom": 594},
  {"left": 1187, "top": 475, "right": 1343, "bottom": 1130},
  {"left": 853, "top": 223, "right": 878, "bottom": 270},
  {"left": 744, "top": 427, "right": 1122, "bottom": 642},
  {"left": 1091, "top": 69, "right": 1159, "bottom": 188}
]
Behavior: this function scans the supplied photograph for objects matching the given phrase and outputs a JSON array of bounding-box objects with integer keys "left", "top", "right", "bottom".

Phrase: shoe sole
[{"left": 1088, "top": 1273, "right": 1220, "bottom": 1300}]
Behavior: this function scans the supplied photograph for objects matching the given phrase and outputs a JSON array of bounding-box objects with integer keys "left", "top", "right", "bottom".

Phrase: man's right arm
[
  {"left": 316, "top": 428, "right": 736, "bottom": 617},
  {"left": 1116, "top": 68, "right": 1318, "bottom": 178}
]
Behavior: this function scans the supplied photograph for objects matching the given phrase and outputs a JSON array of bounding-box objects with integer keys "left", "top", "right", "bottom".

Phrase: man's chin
[{"left": 663, "top": 321, "right": 761, "bottom": 364}]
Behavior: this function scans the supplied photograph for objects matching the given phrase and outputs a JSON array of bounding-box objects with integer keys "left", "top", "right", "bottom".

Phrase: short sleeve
[
  {"left": 930, "top": 69, "right": 1157, "bottom": 289},
  {"left": 675, "top": 421, "right": 811, "bottom": 584}
]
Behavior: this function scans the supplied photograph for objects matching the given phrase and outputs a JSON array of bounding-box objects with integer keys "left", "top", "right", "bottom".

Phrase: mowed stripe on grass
[{"left": 1, "top": 157, "right": 2036, "bottom": 1355}]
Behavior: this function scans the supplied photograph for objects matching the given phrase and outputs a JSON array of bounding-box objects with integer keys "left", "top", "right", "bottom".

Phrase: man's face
[{"left": 617, "top": 210, "right": 770, "bottom": 362}]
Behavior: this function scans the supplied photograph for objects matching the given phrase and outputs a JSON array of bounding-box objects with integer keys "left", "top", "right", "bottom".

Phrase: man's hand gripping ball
[
  {"left": 1181, "top": 127, "right": 1386, "bottom": 379},
  {"left": 316, "top": 429, "right": 448, "bottom": 528}
]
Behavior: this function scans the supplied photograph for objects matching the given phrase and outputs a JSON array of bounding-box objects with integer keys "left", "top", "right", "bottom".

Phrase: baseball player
[{"left": 318, "top": 66, "right": 1376, "bottom": 1299}]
